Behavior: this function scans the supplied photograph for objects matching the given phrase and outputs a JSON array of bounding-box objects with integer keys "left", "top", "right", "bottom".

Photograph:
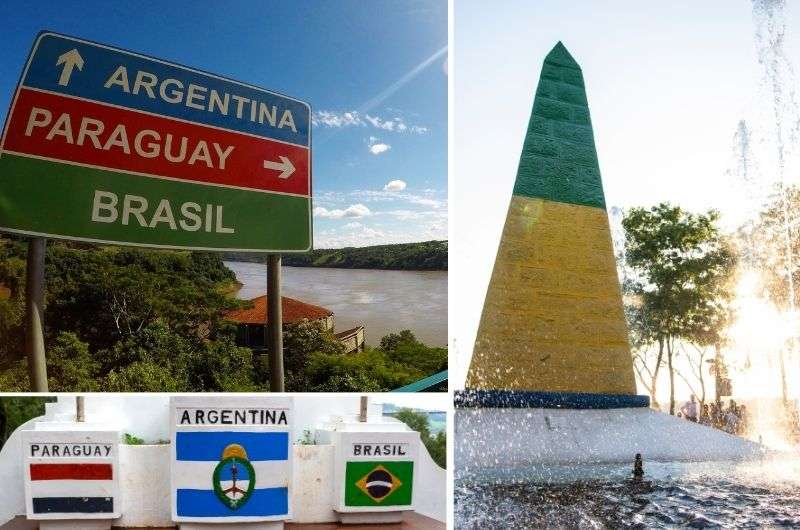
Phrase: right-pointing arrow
[{"left": 263, "top": 156, "right": 295, "bottom": 180}]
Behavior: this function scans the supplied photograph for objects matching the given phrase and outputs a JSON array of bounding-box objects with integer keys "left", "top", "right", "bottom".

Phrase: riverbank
[{"left": 223, "top": 240, "right": 447, "bottom": 271}]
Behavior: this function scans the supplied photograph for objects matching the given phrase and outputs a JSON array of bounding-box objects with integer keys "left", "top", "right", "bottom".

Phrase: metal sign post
[
  {"left": 24, "top": 237, "right": 48, "bottom": 392},
  {"left": 267, "top": 254, "right": 284, "bottom": 392}
]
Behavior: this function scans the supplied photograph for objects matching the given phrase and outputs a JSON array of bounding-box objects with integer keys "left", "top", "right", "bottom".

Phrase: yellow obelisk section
[{"left": 466, "top": 195, "right": 637, "bottom": 394}]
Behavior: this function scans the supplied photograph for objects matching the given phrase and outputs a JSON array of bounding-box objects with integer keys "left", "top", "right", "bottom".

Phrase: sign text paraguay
[{"left": 0, "top": 32, "right": 312, "bottom": 251}]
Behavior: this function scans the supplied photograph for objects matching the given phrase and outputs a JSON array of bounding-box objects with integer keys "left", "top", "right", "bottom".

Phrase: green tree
[
  {"left": 736, "top": 185, "right": 800, "bottom": 403},
  {"left": 623, "top": 203, "right": 735, "bottom": 414},
  {"left": 394, "top": 408, "right": 446, "bottom": 469},
  {"left": 380, "top": 330, "right": 448, "bottom": 375},
  {"left": 0, "top": 238, "right": 252, "bottom": 392},
  {"left": 0, "top": 397, "right": 54, "bottom": 449},
  {"left": 283, "top": 320, "right": 344, "bottom": 377}
]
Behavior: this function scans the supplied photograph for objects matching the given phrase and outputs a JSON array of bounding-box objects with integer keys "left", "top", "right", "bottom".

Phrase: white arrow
[
  {"left": 263, "top": 156, "right": 295, "bottom": 180},
  {"left": 56, "top": 48, "right": 84, "bottom": 87}
]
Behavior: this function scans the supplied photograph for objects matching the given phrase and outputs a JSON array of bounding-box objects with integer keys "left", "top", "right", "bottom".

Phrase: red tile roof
[{"left": 224, "top": 295, "right": 333, "bottom": 325}]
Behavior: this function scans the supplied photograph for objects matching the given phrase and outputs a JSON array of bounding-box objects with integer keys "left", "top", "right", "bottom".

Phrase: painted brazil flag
[
  {"left": 345, "top": 461, "right": 413, "bottom": 507},
  {"left": 0, "top": 31, "right": 312, "bottom": 252}
]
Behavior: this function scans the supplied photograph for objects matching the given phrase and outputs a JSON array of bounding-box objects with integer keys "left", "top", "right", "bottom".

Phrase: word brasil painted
[{"left": 0, "top": 32, "right": 311, "bottom": 251}]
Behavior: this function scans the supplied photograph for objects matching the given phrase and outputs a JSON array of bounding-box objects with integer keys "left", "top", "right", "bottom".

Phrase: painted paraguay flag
[
  {"left": 173, "top": 431, "right": 291, "bottom": 519},
  {"left": 23, "top": 430, "right": 120, "bottom": 520},
  {"left": 29, "top": 462, "right": 115, "bottom": 515}
]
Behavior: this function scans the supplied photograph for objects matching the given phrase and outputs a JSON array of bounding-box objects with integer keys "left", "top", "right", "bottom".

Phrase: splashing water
[{"left": 719, "top": 0, "right": 800, "bottom": 451}]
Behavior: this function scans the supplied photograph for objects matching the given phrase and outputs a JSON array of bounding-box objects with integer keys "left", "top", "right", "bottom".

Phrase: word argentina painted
[
  {"left": 0, "top": 32, "right": 311, "bottom": 251},
  {"left": 333, "top": 431, "right": 419, "bottom": 512},
  {"left": 170, "top": 396, "right": 293, "bottom": 523},
  {"left": 23, "top": 430, "right": 120, "bottom": 520}
]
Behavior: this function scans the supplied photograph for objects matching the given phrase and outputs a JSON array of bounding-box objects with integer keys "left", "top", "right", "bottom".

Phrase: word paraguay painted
[
  {"left": 30, "top": 443, "right": 113, "bottom": 458},
  {"left": 25, "top": 107, "right": 236, "bottom": 169},
  {"left": 0, "top": 32, "right": 312, "bottom": 252},
  {"left": 177, "top": 408, "right": 289, "bottom": 425}
]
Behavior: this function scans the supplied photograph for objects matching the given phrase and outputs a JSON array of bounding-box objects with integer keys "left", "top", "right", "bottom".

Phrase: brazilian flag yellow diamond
[{"left": 345, "top": 461, "right": 413, "bottom": 507}]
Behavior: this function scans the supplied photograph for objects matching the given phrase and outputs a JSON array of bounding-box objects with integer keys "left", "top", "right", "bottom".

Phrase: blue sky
[{"left": 0, "top": 0, "right": 448, "bottom": 248}]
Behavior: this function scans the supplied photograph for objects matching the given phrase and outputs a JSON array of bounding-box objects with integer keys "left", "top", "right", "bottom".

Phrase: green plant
[
  {"left": 297, "top": 429, "right": 315, "bottom": 445},
  {"left": 123, "top": 433, "right": 145, "bottom": 445}
]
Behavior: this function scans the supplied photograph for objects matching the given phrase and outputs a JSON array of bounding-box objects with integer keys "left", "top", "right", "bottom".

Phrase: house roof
[{"left": 224, "top": 295, "right": 333, "bottom": 325}]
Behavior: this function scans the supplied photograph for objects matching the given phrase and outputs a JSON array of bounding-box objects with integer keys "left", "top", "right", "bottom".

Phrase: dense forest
[
  {"left": 223, "top": 240, "right": 448, "bottom": 271},
  {"left": 0, "top": 236, "right": 446, "bottom": 392}
]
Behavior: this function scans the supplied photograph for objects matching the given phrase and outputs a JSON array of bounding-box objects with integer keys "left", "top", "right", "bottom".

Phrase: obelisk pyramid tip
[{"left": 545, "top": 41, "right": 581, "bottom": 70}]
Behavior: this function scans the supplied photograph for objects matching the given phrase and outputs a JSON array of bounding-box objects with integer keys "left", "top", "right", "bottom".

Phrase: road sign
[
  {"left": 333, "top": 431, "right": 419, "bottom": 513},
  {"left": 170, "top": 396, "right": 293, "bottom": 523},
  {"left": 0, "top": 31, "right": 312, "bottom": 252},
  {"left": 23, "top": 430, "right": 121, "bottom": 520}
]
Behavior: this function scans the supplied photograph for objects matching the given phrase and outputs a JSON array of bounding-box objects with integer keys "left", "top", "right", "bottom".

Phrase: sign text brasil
[{"left": 0, "top": 32, "right": 311, "bottom": 251}]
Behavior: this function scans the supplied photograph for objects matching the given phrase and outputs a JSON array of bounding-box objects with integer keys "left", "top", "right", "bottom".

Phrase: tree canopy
[
  {"left": 0, "top": 236, "right": 445, "bottom": 392},
  {"left": 622, "top": 203, "right": 735, "bottom": 412}
]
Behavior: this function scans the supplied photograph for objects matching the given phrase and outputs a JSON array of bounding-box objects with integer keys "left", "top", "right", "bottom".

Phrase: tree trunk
[
  {"left": 668, "top": 338, "right": 676, "bottom": 415},
  {"left": 650, "top": 337, "right": 665, "bottom": 409},
  {"left": 698, "top": 348, "right": 706, "bottom": 408}
]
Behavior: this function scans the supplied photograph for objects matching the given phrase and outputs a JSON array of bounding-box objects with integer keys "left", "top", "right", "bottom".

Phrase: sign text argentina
[{"left": 0, "top": 32, "right": 311, "bottom": 252}]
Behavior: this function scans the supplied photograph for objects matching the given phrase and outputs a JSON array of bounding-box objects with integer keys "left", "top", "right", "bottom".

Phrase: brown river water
[{"left": 225, "top": 261, "right": 447, "bottom": 347}]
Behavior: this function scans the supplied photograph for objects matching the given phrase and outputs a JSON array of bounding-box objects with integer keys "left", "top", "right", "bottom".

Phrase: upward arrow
[{"left": 56, "top": 48, "right": 84, "bottom": 87}]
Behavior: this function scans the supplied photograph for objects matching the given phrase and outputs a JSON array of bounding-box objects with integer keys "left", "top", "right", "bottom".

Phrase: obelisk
[{"left": 465, "top": 42, "right": 638, "bottom": 403}]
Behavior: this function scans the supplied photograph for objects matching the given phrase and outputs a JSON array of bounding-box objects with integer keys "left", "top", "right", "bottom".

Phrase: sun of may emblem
[
  {"left": 213, "top": 443, "right": 256, "bottom": 510},
  {"left": 356, "top": 465, "right": 403, "bottom": 502}
]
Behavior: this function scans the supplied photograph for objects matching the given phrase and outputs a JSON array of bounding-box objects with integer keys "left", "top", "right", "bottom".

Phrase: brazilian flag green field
[{"left": 344, "top": 461, "right": 414, "bottom": 507}]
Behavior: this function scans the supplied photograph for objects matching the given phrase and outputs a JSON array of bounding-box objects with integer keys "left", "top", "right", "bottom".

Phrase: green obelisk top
[{"left": 512, "top": 42, "right": 607, "bottom": 210}]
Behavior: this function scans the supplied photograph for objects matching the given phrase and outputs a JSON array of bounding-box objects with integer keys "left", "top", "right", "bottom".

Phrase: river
[{"left": 224, "top": 261, "right": 447, "bottom": 347}]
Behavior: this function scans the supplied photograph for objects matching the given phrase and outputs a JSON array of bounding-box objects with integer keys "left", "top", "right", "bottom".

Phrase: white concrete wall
[
  {"left": 118, "top": 445, "right": 172, "bottom": 528},
  {"left": 414, "top": 437, "right": 447, "bottom": 522},
  {"left": 0, "top": 419, "right": 38, "bottom": 529},
  {"left": 33, "top": 395, "right": 385, "bottom": 444},
  {"left": 0, "top": 395, "right": 446, "bottom": 527},
  {"left": 292, "top": 444, "right": 336, "bottom": 523},
  {"left": 455, "top": 407, "right": 765, "bottom": 481}
]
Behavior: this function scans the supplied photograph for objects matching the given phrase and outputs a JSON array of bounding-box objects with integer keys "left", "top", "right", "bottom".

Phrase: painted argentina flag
[{"left": 171, "top": 396, "right": 292, "bottom": 522}]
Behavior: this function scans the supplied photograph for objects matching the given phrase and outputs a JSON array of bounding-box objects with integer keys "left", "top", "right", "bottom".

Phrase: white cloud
[
  {"left": 409, "top": 197, "right": 443, "bottom": 208},
  {"left": 312, "top": 110, "right": 428, "bottom": 134},
  {"left": 312, "top": 111, "right": 364, "bottom": 128},
  {"left": 384, "top": 179, "right": 407, "bottom": 191},
  {"left": 313, "top": 204, "right": 371, "bottom": 219},
  {"left": 369, "top": 143, "right": 391, "bottom": 155},
  {"left": 368, "top": 136, "right": 391, "bottom": 155}
]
